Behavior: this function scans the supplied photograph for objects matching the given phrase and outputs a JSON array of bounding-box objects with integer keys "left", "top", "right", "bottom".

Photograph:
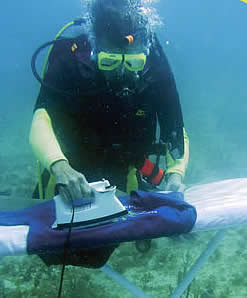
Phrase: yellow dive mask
[{"left": 98, "top": 51, "right": 147, "bottom": 71}]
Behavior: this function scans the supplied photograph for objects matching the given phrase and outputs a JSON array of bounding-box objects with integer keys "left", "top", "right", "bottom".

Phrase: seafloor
[{"left": 0, "top": 128, "right": 247, "bottom": 298}]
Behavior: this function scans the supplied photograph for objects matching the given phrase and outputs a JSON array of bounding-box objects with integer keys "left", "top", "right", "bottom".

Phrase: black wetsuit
[
  {"left": 34, "top": 34, "right": 185, "bottom": 268},
  {"left": 34, "top": 34, "right": 184, "bottom": 191}
]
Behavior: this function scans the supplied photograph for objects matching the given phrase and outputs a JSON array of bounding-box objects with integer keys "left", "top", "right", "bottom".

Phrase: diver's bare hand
[{"left": 51, "top": 160, "right": 93, "bottom": 202}]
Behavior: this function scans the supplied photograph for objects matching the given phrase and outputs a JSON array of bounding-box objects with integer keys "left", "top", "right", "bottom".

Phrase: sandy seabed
[{"left": 0, "top": 228, "right": 247, "bottom": 298}]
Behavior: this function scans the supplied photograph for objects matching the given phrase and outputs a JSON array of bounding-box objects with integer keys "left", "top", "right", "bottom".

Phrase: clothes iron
[{"left": 52, "top": 180, "right": 128, "bottom": 229}]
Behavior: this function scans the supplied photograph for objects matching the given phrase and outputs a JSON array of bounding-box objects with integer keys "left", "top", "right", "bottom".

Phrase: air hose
[{"left": 31, "top": 18, "right": 86, "bottom": 94}]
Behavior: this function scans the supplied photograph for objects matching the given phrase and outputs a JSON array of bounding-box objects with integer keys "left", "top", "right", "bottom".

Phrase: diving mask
[{"left": 98, "top": 51, "right": 147, "bottom": 72}]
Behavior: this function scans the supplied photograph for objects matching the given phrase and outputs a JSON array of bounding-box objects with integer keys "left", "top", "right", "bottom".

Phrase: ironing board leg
[
  {"left": 170, "top": 230, "right": 226, "bottom": 298},
  {"left": 101, "top": 264, "right": 152, "bottom": 298}
]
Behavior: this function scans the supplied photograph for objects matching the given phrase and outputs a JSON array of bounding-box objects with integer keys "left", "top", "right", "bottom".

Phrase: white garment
[
  {"left": 0, "top": 225, "right": 29, "bottom": 256},
  {"left": 185, "top": 178, "right": 247, "bottom": 232}
]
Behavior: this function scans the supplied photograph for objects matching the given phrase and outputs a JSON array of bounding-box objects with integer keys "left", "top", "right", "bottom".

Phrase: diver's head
[
  {"left": 88, "top": 0, "right": 153, "bottom": 97},
  {"left": 90, "top": 0, "right": 152, "bottom": 53}
]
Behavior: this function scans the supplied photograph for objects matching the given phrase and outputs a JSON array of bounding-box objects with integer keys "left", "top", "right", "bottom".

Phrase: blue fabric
[{"left": 0, "top": 191, "right": 196, "bottom": 255}]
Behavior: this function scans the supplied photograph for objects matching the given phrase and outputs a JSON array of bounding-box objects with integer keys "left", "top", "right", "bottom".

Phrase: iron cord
[{"left": 57, "top": 198, "right": 75, "bottom": 298}]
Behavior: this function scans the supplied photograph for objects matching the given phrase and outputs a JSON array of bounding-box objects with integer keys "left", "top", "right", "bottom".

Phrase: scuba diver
[{"left": 29, "top": 0, "right": 189, "bottom": 266}]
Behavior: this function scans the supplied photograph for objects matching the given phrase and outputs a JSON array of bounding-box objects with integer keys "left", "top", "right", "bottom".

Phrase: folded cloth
[{"left": 0, "top": 190, "right": 196, "bottom": 267}]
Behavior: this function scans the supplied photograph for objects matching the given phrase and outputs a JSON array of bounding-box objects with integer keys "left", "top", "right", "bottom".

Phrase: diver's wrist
[{"left": 50, "top": 159, "right": 68, "bottom": 175}]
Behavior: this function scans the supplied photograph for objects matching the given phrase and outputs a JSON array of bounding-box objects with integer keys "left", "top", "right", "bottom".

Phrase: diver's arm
[
  {"left": 151, "top": 38, "right": 189, "bottom": 183},
  {"left": 165, "top": 128, "right": 189, "bottom": 179},
  {"left": 29, "top": 108, "right": 68, "bottom": 170},
  {"left": 162, "top": 128, "right": 189, "bottom": 192},
  {"left": 29, "top": 108, "right": 93, "bottom": 200}
]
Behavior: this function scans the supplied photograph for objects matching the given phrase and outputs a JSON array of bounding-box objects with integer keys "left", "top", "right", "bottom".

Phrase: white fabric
[
  {"left": 185, "top": 178, "right": 247, "bottom": 232},
  {"left": 0, "top": 225, "right": 29, "bottom": 257}
]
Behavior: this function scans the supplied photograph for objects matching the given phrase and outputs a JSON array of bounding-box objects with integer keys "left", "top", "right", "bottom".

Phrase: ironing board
[
  {"left": 104, "top": 177, "right": 247, "bottom": 297},
  {"left": 169, "top": 177, "right": 247, "bottom": 297},
  {"left": 1, "top": 178, "right": 247, "bottom": 298}
]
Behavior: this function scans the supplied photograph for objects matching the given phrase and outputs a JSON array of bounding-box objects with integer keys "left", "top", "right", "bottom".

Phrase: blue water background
[
  {"left": 0, "top": 0, "right": 246, "bottom": 184},
  {"left": 0, "top": 2, "right": 247, "bottom": 297}
]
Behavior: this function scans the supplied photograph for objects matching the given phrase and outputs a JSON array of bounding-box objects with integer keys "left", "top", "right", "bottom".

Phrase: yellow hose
[{"left": 41, "top": 21, "right": 75, "bottom": 78}]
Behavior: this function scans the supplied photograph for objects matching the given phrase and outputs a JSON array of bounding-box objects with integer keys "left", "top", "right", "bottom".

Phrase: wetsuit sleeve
[
  {"left": 151, "top": 36, "right": 189, "bottom": 179},
  {"left": 30, "top": 65, "right": 69, "bottom": 170},
  {"left": 165, "top": 128, "right": 189, "bottom": 178},
  {"left": 30, "top": 39, "right": 79, "bottom": 169},
  {"left": 29, "top": 108, "right": 68, "bottom": 170}
]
